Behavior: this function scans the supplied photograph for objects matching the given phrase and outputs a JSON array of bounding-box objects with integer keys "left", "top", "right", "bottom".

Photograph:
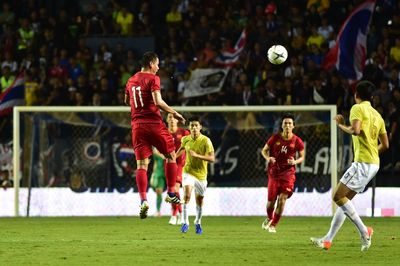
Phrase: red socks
[
  {"left": 136, "top": 169, "right": 148, "bottom": 201},
  {"left": 164, "top": 162, "right": 177, "bottom": 193},
  {"left": 272, "top": 213, "right": 281, "bottom": 226},
  {"left": 267, "top": 207, "right": 274, "bottom": 220},
  {"left": 172, "top": 191, "right": 182, "bottom": 215},
  {"left": 267, "top": 207, "right": 281, "bottom": 226}
]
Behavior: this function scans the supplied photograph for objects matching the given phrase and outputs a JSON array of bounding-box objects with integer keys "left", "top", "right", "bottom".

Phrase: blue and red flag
[
  {"left": 322, "top": 0, "right": 376, "bottom": 84},
  {"left": 214, "top": 29, "right": 247, "bottom": 68},
  {"left": 0, "top": 73, "right": 25, "bottom": 116}
]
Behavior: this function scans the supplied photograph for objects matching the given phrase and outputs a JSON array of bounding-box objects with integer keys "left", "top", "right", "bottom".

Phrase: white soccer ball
[{"left": 267, "top": 45, "right": 288, "bottom": 65}]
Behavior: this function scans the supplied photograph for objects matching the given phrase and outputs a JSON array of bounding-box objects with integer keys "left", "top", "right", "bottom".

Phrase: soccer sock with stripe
[
  {"left": 171, "top": 191, "right": 181, "bottom": 216},
  {"left": 156, "top": 193, "right": 162, "bottom": 212},
  {"left": 183, "top": 203, "right": 189, "bottom": 224},
  {"left": 176, "top": 192, "right": 182, "bottom": 213},
  {"left": 195, "top": 205, "right": 203, "bottom": 225},
  {"left": 324, "top": 207, "right": 346, "bottom": 242},
  {"left": 164, "top": 162, "right": 177, "bottom": 193},
  {"left": 340, "top": 200, "right": 367, "bottom": 236},
  {"left": 135, "top": 169, "right": 148, "bottom": 201}
]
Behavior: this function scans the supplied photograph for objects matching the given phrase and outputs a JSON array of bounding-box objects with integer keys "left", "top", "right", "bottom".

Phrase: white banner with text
[{"left": 0, "top": 187, "right": 399, "bottom": 217}]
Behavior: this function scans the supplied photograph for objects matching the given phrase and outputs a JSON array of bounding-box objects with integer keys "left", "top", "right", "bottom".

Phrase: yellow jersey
[
  {"left": 25, "top": 81, "right": 40, "bottom": 106},
  {"left": 349, "top": 101, "right": 387, "bottom": 164},
  {"left": 181, "top": 134, "right": 214, "bottom": 180}
]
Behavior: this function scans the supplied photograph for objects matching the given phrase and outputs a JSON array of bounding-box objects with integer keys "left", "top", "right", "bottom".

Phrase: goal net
[{"left": 9, "top": 105, "right": 342, "bottom": 217}]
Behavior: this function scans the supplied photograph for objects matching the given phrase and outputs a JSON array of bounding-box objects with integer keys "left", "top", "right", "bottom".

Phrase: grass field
[{"left": 0, "top": 216, "right": 399, "bottom": 265}]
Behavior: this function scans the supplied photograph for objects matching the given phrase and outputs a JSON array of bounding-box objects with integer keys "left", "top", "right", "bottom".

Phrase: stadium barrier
[{"left": 0, "top": 187, "right": 398, "bottom": 217}]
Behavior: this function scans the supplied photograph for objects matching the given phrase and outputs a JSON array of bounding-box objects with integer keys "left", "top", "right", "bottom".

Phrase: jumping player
[{"left": 124, "top": 51, "right": 185, "bottom": 219}]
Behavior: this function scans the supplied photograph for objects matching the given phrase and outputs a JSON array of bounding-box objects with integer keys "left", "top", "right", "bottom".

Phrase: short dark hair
[
  {"left": 141, "top": 52, "right": 158, "bottom": 69},
  {"left": 281, "top": 113, "right": 295, "bottom": 125},
  {"left": 355, "top": 80, "right": 375, "bottom": 101},
  {"left": 188, "top": 116, "right": 201, "bottom": 124}
]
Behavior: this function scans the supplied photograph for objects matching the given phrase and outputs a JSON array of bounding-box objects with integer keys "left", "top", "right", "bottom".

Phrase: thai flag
[
  {"left": 322, "top": 0, "right": 376, "bottom": 83},
  {"left": 214, "top": 29, "right": 247, "bottom": 67},
  {"left": 0, "top": 74, "right": 25, "bottom": 116}
]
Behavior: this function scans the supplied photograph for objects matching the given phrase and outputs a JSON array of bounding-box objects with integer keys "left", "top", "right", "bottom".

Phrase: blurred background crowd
[{"left": 0, "top": 0, "right": 400, "bottom": 172}]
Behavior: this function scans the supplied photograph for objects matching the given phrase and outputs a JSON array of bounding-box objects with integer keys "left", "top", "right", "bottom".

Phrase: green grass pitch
[{"left": 0, "top": 216, "right": 399, "bottom": 265}]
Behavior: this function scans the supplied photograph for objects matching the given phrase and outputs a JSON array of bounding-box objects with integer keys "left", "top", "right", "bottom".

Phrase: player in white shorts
[
  {"left": 311, "top": 81, "right": 389, "bottom": 251},
  {"left": 182, "top": 173, "right": 208, "bottom": 197},
  {"left": 340, "top": 162, "right": 379, "bottom": 193},
  {"left": 176, "top": 117, "right": 215, "bottom": 234}
]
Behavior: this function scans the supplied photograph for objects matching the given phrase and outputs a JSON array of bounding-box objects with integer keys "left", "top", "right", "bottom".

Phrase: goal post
[{"left": 12, "top": 105, "right": 337, "bottom": 217}]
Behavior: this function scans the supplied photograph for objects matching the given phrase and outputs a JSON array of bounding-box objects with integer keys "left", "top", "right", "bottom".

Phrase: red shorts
[
  {"left": 267, "top": 176, "right": 295, "bottom": 201},
  {"left": 131, "top": 122, "right": 175, "bottom": 160}
]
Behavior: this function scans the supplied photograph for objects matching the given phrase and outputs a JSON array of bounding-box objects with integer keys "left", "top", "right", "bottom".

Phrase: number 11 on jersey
[{"left": 131, "top": 86, "right": 144, "bottom": 108}]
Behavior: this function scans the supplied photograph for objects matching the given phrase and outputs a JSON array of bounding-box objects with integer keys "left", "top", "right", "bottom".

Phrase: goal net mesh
[{"left": 15, "top": 106, "right": 344, "bottom": 216}]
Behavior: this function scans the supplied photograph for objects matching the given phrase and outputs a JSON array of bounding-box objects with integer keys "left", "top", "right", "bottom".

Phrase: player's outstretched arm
[
  {"left": 334, "top": 115, "right": 360, "bottom": 135},
  {"left": 152, "top": 90, "right": 186, "bottom": 124}
]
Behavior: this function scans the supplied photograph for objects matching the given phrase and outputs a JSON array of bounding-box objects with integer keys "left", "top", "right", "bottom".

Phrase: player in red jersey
[
  {"left": 260, "top": 113, "right": 305, "bottom": 233},
  {"left": 166, "top": 113, "right": 190, "bottom": 225},
  {"left": 124, "top": 51, "right": 185, "bottom": 219}
]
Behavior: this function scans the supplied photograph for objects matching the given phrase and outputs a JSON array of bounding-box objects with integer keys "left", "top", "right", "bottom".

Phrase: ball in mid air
[{"left": 267, "top": 45, "right": 288, "bottom": 65}]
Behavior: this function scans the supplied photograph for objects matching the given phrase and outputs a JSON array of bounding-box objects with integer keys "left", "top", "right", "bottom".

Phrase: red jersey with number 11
[{"left": 125, "top": 72, "right": 162, "bottom": 123}]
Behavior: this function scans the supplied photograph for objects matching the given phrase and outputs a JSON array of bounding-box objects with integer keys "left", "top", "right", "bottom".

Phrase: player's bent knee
[
  {"left": 333, "top": 191, "right": 345, "bottom": 203},
  {"left": 334, "top": 197, "right": 348, "bottom": 206}
]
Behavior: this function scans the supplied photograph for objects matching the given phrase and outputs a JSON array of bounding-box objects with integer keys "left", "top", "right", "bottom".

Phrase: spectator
[
  {"left": 312, "top": 76, "right": 327, "bottom": 104},
  {"left": 306, "top": 26, "right": 325, "bottom": 49},
  {"left": 294, "top": 74, "right": 312, "bottom": 104},
  {"left": 284, "top": 55, "right": 304, "bottom": 79},
  {"left": 317, "top": 16, "right": 334, "bottom": 41},
  {"left": 16, "top": 18, "right": 35, "bottom": 60},
  {"left": 24, "top": 70, "right": 41, "bottom": 106},
  {"left": 389, "top": 37, "right": 400, "bottom": 66},
  {"left": 1, "top": 51, "right": 18, "bottom": 73},
  {"left": 166, "top": 3, "right": 182, "bottom": 26},
  {"left": 326, "top": 74, "right": 345, "bottom": 113},
  {"left": 0, "top": 65, "right": 15, "bottom": 93},
  {"left": 307, "top": 0, "right": 330, "bottom": 15},
  {"left": 0, "top": 3, "right": 15, "bottom": 34},
  {"left": 84, "top": 3, "right": 106, "bottom": 35},
  {"left": 115, "top": 6, "right": 134, "bottom": 36},
  {"left": 388, "top": 68, "right": 400, "bottom": 91},
  {"left": 278, "top": 78, "right": 294, "bottom": 105},
  {"left": 74, "top": 91, "right": 86, "bottom": 106}
]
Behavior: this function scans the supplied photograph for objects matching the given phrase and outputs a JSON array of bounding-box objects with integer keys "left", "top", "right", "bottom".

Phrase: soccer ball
[{"left": 267, "top": 45, "right": 288, "bottom": 65}]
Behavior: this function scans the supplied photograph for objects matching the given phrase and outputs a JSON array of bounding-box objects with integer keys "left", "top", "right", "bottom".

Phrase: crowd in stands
[{"left": 1, "top": 0, "right": 400, "bottom": 171}]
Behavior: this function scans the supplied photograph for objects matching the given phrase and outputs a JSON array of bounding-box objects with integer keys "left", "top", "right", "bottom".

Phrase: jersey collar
[{"left": 360, "top": 101, "right": 371, "bottom": 106}]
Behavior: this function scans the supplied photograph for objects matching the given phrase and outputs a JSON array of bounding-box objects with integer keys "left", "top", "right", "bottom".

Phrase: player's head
[
  {"left": 166, "top": 113, "right": 178, "bottom": 127},
  {"left": 188, "top": 116, "right": 202, "bottom": 136},
  {"left": 281, "top": 113, "right": 295, "bottom": 133},
  {"left": 355, "top": 80, "right": 375, "bottom": 102},
  {"left": 141, "top": 51, "right": 159, "bottom": 74}
]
